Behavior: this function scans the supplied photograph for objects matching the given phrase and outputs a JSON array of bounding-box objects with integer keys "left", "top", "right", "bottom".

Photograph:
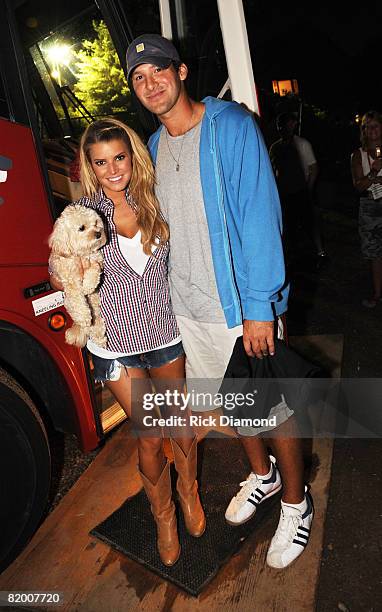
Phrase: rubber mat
[{"left": 90, "top": 436, "right": 281, "bottom": 596}]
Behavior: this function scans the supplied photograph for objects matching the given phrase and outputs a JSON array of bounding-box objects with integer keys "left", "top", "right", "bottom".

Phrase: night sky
[{"left": 243, "top": 2, "right": 382, "bottom": 117}]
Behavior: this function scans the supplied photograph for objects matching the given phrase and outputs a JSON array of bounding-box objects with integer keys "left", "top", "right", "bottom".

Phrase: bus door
[{"left": 1, "top": 0, "right": 151, "bottom": 441}]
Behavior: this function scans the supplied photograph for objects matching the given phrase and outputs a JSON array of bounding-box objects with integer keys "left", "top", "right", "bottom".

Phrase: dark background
[{"left": 131, "top": 0, "right": 382, "bottom": 185}]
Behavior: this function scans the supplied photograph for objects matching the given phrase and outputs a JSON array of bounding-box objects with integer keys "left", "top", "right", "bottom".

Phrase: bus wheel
[{"left": 0, "top": 367, "right": 51, "bottom": 573}]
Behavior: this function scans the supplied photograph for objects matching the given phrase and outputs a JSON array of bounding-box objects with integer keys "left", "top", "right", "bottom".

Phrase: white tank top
[{"left": 117, "top": 230, "right": 150, "bottom": 276}]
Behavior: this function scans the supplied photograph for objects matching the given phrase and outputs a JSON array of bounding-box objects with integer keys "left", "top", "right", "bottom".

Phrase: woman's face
[
  {"left": 89, "top": 138, "right": 132, "bottom": 199},
  {"left": 363, "top": 120, "right": 382, "bottom": 144}
]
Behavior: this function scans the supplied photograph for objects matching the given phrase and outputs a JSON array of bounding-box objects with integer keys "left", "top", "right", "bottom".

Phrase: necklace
[{"left": 165, "top": 108, "right": 195, "bottom": 171}]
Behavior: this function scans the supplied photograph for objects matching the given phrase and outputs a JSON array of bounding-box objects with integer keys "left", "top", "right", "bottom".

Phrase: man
[
  {"left": 269, "top": 112, "right": 327, "bottom": 269},
  {"left": 126, "top": 33, "right": 313, "bottom": 569}
]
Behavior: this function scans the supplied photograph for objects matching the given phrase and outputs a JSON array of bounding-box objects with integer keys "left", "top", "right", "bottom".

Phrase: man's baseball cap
[{"left": 126, "top": 33, "right": 180, "bottom": 79}]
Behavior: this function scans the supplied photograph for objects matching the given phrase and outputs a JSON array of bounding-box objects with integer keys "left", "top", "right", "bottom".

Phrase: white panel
[
  {"left": 159, "top": 0, "right": 173, "bottom": 39},
  {"left": 217, "top": 0, "right": 259, "bottom": 114}
]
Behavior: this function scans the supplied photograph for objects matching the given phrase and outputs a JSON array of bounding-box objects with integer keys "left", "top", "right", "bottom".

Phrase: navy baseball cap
[{"left": 126, "top": 34, "right": 180, "bottom": 79}]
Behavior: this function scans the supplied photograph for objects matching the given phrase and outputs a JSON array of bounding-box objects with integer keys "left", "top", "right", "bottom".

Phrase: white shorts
[{"left": 175, "top": 315, "right": 293, "bottom": 434}]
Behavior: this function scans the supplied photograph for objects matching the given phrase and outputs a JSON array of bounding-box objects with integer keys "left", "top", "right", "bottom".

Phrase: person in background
[
  {"left": 49, "top": 117, "right": 205, "bottom": 567},
  {"left": 351, "top": 110, "right": 382, "bottom": 308},
  {"left": 269, "top": 111, "right": 327, "bottom": 269},
  {"left": 127, "top": 33, "right": 314, "bottom": 570}
]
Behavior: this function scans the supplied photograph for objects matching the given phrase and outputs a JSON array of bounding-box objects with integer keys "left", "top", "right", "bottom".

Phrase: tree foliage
[{"left": 73, "top": 20, "right": 130, "bottom": 116}]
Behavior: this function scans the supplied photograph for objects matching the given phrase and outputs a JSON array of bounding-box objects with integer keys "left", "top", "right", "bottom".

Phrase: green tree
[{"left": 73, "top": 20, "right": 130, "bottom": 116}]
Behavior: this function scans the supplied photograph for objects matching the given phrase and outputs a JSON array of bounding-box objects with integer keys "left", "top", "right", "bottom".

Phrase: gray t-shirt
[{"left": 155, "top": 122, "right": 225, "bottom": 323}]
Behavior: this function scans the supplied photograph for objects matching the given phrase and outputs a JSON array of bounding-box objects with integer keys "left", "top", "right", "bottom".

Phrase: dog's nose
[{"left": 95, "top": 231, "right": 102, "bottom": 239}]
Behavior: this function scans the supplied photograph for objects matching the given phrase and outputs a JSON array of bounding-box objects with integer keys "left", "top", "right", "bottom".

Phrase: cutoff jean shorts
[{"left": 92, "top": 340, "right": 185, "bottom": 383}]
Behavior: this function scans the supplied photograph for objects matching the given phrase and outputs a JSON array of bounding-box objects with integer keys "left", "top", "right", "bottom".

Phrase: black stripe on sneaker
[
  {"left": 302, "top": 495, "right": 313, "bottom": 519},
  {"left": 262, "top": 468, "right": 276, "bottom": 484},
  {"left": 253, "top": 494, "right": 264, "bottom": 504},
  {"left": 247, "top": 498, "right": 258, "bottom": 507},
  {"left": 296, "top": 531, "right": 309, "bottom": 541},
  {"left": 299, "top": 526, "right": 310, "bottom": 534},
  {"left": 252, "top": 489, "right": 265, "bottom": 499},
  {"left": 293, "top": 538, "right": 307, "bottom": 547}
]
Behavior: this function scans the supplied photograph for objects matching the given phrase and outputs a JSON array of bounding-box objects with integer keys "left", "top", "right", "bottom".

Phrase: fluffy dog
[{"left": 48, "top": 204, "right": 107, "bottom": 348}]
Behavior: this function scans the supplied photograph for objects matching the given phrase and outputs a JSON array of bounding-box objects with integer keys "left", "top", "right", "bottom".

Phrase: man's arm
[
  {"left": 307, "top": 161, "right": 319, "bottom": 194},
  {"left": 229, "top": 114, "right": 287, "bottom": 356},
  {"left": 243, "top": 319, "right": 275, "bottom": 358},
  {"left": 299, "top": 138, "right": 318, "bottom": 194}
]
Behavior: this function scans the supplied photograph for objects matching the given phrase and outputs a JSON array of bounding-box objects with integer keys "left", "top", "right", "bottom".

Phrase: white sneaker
[
  {"left": 266, "top": 487, "right": 314, "bottom": 569},
  {"left": 225, "top": 455, "right": 282, "bottom": 526}
]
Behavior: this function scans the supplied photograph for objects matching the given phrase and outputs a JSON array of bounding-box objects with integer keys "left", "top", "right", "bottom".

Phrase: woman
[
  {"left": 51, "top": 118, "right": 205, "bottom": 565},
  {"left": 351, "top": 110, "right": 382, "bottom": 308}
]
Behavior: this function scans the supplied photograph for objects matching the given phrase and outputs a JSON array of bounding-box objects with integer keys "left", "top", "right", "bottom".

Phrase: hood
[
  {"left": 149, "top": 96, "right": 241, "bottom": 149},
  {"left": 202, "top": 96, "right": 238, "bottom": 119}
]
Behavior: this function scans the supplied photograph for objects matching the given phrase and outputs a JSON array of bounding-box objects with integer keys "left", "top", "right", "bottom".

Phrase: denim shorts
[{"left": 92, "top": 341, "right": 185, "bottom": 383}]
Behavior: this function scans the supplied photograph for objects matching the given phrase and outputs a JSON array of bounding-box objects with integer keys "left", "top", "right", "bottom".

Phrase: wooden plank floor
[{"left": 0, "top": 335, "right": 343, "bottom": 612}]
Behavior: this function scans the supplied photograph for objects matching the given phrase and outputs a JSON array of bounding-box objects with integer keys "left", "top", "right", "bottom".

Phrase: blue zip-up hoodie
[{"left": 148, "top": 96, "right": 289, "bottom": 327}]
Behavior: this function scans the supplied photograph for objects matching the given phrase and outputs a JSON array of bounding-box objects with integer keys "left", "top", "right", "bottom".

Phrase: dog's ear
[{"left": 49, "top": 217, "right": 72, "bottom": 256}]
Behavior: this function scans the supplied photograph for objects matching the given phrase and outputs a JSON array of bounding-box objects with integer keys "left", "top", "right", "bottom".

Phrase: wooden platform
[{"left": 0, "top": 335, "right": 343, "bottom": 612}]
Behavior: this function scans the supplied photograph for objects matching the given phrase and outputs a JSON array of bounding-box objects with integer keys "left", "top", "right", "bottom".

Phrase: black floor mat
[{"left": 90, "top": 436, "right": 281, "bottom": 596}]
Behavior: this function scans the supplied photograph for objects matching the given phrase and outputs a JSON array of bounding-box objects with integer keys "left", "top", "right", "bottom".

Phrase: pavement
[{"left": 286, "top": 180, "right": 382, "bottom": 612}]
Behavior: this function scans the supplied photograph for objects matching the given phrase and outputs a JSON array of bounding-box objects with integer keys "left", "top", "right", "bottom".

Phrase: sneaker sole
[{"left": 225, "top": 482, "right": 283, "bottom": 526}]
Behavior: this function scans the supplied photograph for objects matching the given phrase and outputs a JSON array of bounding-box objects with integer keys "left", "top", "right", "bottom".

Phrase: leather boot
[
  {"left": 139, "top": 461, "right": 180, "bottom": 566},
  {"left": 170, "top": 436, "right": 206, "bottom": 537}
]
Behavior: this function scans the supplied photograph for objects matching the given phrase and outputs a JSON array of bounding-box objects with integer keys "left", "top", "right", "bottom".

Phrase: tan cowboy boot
[
  {"left": 170, "top": 436, "right": 206, "bottom": 537},
  {"left": 139, "top": 461, "right": 181, "bottom": 566}
]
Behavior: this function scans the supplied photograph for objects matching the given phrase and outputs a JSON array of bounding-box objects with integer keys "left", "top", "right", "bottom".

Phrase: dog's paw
[
  {"left": 65, "top": 325, "right": 89, "bottom": 347},
  {"left": 90, "top": 319, "right": 107, "bottom": 348},
  {"left": 90, "top": 333, "right": 107, "bottom": 348},
  {"left": 82, "top": 280, "right": 98, "bottom": 296},
  {"left": 82, "top": 266, "right": 101, "bottom": 295}
]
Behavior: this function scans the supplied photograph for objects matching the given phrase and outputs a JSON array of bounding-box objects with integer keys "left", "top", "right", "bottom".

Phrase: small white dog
[{"left": 48, "top": 204, "right": 107, "bottom": 348}]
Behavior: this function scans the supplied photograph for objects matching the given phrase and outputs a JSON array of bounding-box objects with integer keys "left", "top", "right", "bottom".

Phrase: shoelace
[
  {"left": 234, "top": 473, "right": 262, "bottom": 504},
  {"left": 272, "top": 508, "right": 301, "bottom": 545}
]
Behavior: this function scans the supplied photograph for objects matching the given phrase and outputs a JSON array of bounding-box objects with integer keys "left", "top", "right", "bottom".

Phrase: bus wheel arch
[{"left": 0, "top": 367, "right": 51, "bottom": 573}]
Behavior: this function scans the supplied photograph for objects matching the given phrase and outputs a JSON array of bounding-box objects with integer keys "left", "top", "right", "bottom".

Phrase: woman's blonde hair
[
  {"left": 79, "top": 117, "right": 169, "bottom": 254},
  {"left": 360, "top": 110, "right": 382, "bottom": 149}
]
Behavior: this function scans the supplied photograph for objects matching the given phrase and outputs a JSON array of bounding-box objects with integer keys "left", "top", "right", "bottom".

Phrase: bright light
[{"left": 47, "top": 44, "right": 71, "bottom": 65}]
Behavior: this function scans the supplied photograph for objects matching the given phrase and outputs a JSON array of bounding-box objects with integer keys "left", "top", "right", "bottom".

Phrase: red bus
[{"left": 0, "top": 0, "right": 259, "bottom": 572}]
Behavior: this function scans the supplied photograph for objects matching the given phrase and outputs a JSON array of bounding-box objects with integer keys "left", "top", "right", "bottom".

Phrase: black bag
[{"left": 219, "top": 337, "right": 323, "bottom": 421}]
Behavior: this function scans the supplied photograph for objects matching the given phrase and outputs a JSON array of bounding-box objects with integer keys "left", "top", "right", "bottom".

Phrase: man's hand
[{"left": 243, "top": 319, "right": 275, "bottom": 359}]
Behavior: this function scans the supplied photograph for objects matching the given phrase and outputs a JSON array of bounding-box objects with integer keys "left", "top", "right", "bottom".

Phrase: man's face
[
  {"left": 284, "top": 118, "right": 297, "bottom": 136},
  {"left": 131, "top": 63, "right": 185, "bottom": 117}
]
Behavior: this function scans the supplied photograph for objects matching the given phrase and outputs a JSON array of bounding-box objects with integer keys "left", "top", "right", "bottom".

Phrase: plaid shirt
[{"left": 77, "top": 191, "right": 179, "bottom": 354}]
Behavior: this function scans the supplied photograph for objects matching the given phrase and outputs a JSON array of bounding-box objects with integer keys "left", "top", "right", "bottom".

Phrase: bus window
[
  {"left": 0, "top": 69, "right": 10, "bottom": 120},
  {"left": 163, "top": 0, "right": 228, "bottom": 101},
  {"left": 14, "top": 0, "right": 138, "bottom": 215}
]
